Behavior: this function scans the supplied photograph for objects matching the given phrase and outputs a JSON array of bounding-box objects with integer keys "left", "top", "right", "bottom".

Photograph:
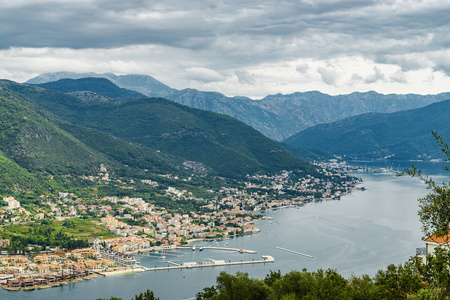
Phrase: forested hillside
[
  {"left": 2, "top": 80, "right": 315, "bottom": 178},
  {"left": 284, "top": 99, "right": 450, "bottom": 160}
]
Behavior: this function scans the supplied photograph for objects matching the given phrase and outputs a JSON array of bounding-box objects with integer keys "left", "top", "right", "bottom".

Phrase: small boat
[
  {"left": 199, "top": 246, "right": 204, "bottom": 251},
  {"left": 192, "top": 246, "right": 196, "bottom": 251}
]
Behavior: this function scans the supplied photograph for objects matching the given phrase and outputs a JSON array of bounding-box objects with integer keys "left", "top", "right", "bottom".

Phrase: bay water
[{"left": 2, "top": 161, "right": 447, "bottom": 300}]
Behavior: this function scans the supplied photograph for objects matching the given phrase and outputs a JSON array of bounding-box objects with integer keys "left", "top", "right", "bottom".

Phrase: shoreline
[
  {"left": 127, "top": 192, "right": 359, "bottom": 255},
  {"left": 0, "top": 174, "right": 362, "bottom": 292},
  {"left": 0, "top": 273, "right": 102, "bottom": 291}
]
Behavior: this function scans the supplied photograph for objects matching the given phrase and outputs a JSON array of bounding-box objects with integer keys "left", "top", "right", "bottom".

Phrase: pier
[
  {"left": 275, "top": 246, "right": 314, "bottom": 258},
  {"left": 176, "top": 245, "right": 258, "bottom": 254},
  {"left": 144, "top": 255, "right": 274, "bottom": 272}
]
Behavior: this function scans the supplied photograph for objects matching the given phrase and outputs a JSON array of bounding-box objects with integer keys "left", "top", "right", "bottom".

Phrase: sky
[{"left": 1, "top": 0, "right": 450, "bottom": 98}]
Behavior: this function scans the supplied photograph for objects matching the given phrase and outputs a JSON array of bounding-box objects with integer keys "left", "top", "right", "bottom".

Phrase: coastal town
[{"left": 0, "top": 163, "right": 361, "bottom": 290}]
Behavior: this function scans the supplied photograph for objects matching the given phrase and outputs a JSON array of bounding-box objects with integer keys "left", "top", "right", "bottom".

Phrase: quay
[
  {"left": 177, "top": 245, "right": 258, "bottom": 254},
  {"left": 144, "top": 255, "right": 274, "bottom": 272}
]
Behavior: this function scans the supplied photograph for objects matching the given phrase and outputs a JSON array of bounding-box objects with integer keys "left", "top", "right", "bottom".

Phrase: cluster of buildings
[
  {"left": 0, "top": 197, "right": 32, "bottom": 224},
  {"left": 0, "top": 165, "right": 360, "bottom": 248},
  {"left": 99, "top": 208, "right": 260, "bottom": 244},
  {"left": 84, "top": 167, "right": 359, "bottom": 246},
  {"left": 0, "top": 248, "right": 116, "bottom": 273},
  {"left": 0, "top": 269, "right": 96, "bottom": 290}
]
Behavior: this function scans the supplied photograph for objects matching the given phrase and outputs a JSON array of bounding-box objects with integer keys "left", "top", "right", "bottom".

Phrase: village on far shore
[{"left": 0, "top": 162, "right": 362, "bottom": 291}]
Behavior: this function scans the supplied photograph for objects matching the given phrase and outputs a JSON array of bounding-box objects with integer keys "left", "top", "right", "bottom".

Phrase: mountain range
[{"left": 26, "top": 72, "right": 450, "bottom": 141}]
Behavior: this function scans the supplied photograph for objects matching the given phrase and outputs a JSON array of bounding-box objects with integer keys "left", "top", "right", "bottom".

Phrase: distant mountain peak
[
  {"left": 26, "top": 72, "right": 175, "bottom": 98},
  {"left": 34, "top": 77, "right": 146, "bottom": 100}
]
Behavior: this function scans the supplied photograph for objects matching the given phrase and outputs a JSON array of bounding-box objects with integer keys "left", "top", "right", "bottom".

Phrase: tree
[
  {"left": 32, "top": 246, "right": 41, "bottom": 256},
  {"left": 198, "top": 271, "right": 271, "bottom": 300},
  {"left": 96, "top": 290, "right": 159, "bottom": 300},
  {"left": 374, "top": 260, "right": 424, "bottom": 299},
  {"left": 196, "top": 286, "right": 217, "bottom": 300},
  {"left": 133, "top": 289, "right": 160, "bottom": 300},
  {"left": 418, "top": 247, "right": 450, "bottom": 298},
  {"left": 399, "top": 131, "right": 450, "bottom": 245}
]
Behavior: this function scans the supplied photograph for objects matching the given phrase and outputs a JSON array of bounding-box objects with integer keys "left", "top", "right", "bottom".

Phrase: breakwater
[
  {"left": 176, "top": 245, "right": 258, "bottom": 254},
  {"left": 144, "top": 255, "right": 274, "bottom": 272}
]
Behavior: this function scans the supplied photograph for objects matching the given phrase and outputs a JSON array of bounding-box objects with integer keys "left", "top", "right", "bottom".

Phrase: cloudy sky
[{"left": 1, "top": 0, "right": 450, "bottom": 98}]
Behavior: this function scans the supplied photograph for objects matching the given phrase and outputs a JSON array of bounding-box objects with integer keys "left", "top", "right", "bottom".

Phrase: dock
[
  {"left": 144, "top": 255, "right": 274, "bottom": 272},
  {"left": 177, "top": 246, "right": 258, "bottom": 254}
]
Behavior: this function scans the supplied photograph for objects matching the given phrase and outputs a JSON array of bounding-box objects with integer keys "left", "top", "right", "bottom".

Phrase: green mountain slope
[
  {"left": 0, "top": 83, "right": 187, "bottom": 194},
  {"left": 283, "top": 99, "right": 450, "bottom": 160},
  {"left": 0, "top": 90, "right": 107, "bottom": 175},
  {"left": 0, "top": 150, "right": 42, "bottom": 194},
  {"left": 3, "top": 80, "right": 314, "bottom": 177},
  {"left": 279, "top": 143, "right": 336, "bottom": 161},
  {"left": 57, "top": 122, "right": 183, "bottom": 174}
]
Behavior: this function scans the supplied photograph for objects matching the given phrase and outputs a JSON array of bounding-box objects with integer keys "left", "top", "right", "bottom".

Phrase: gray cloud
[
  {"left": 1, "top": 0, "right": 450, "bottom": 95},
  {"left": 351, "top": 73, "right": 364, "bottom": 83},
  {"left": 317, "top": 66, "right": 338, "bottom": 85},
  {"left": 185, "top": 67, "right": 225, "bottom": 83},
  {"left": 390, "top": 71, "right": 407, "bottom": 84},
  {"left": 364, "top": 67, "right": 384, "bottom": 84},
  {"left": 235, "top": 70, "right": 255, "bottom": 85},
  {"left": 2, "top": 1, "right": 449, "bottom": 56},
  {"left": 296, "top": 64, "right": 309, "bottom": 73}
]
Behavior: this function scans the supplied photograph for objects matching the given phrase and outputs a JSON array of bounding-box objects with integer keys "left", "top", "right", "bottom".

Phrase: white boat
[{"left": 192, "top": 246, "right": 196, "bottom": 251}]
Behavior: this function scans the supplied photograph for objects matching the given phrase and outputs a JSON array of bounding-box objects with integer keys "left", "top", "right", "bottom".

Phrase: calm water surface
[{"left": 2, "top": 162, "right": 448, "bottom": 300}]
